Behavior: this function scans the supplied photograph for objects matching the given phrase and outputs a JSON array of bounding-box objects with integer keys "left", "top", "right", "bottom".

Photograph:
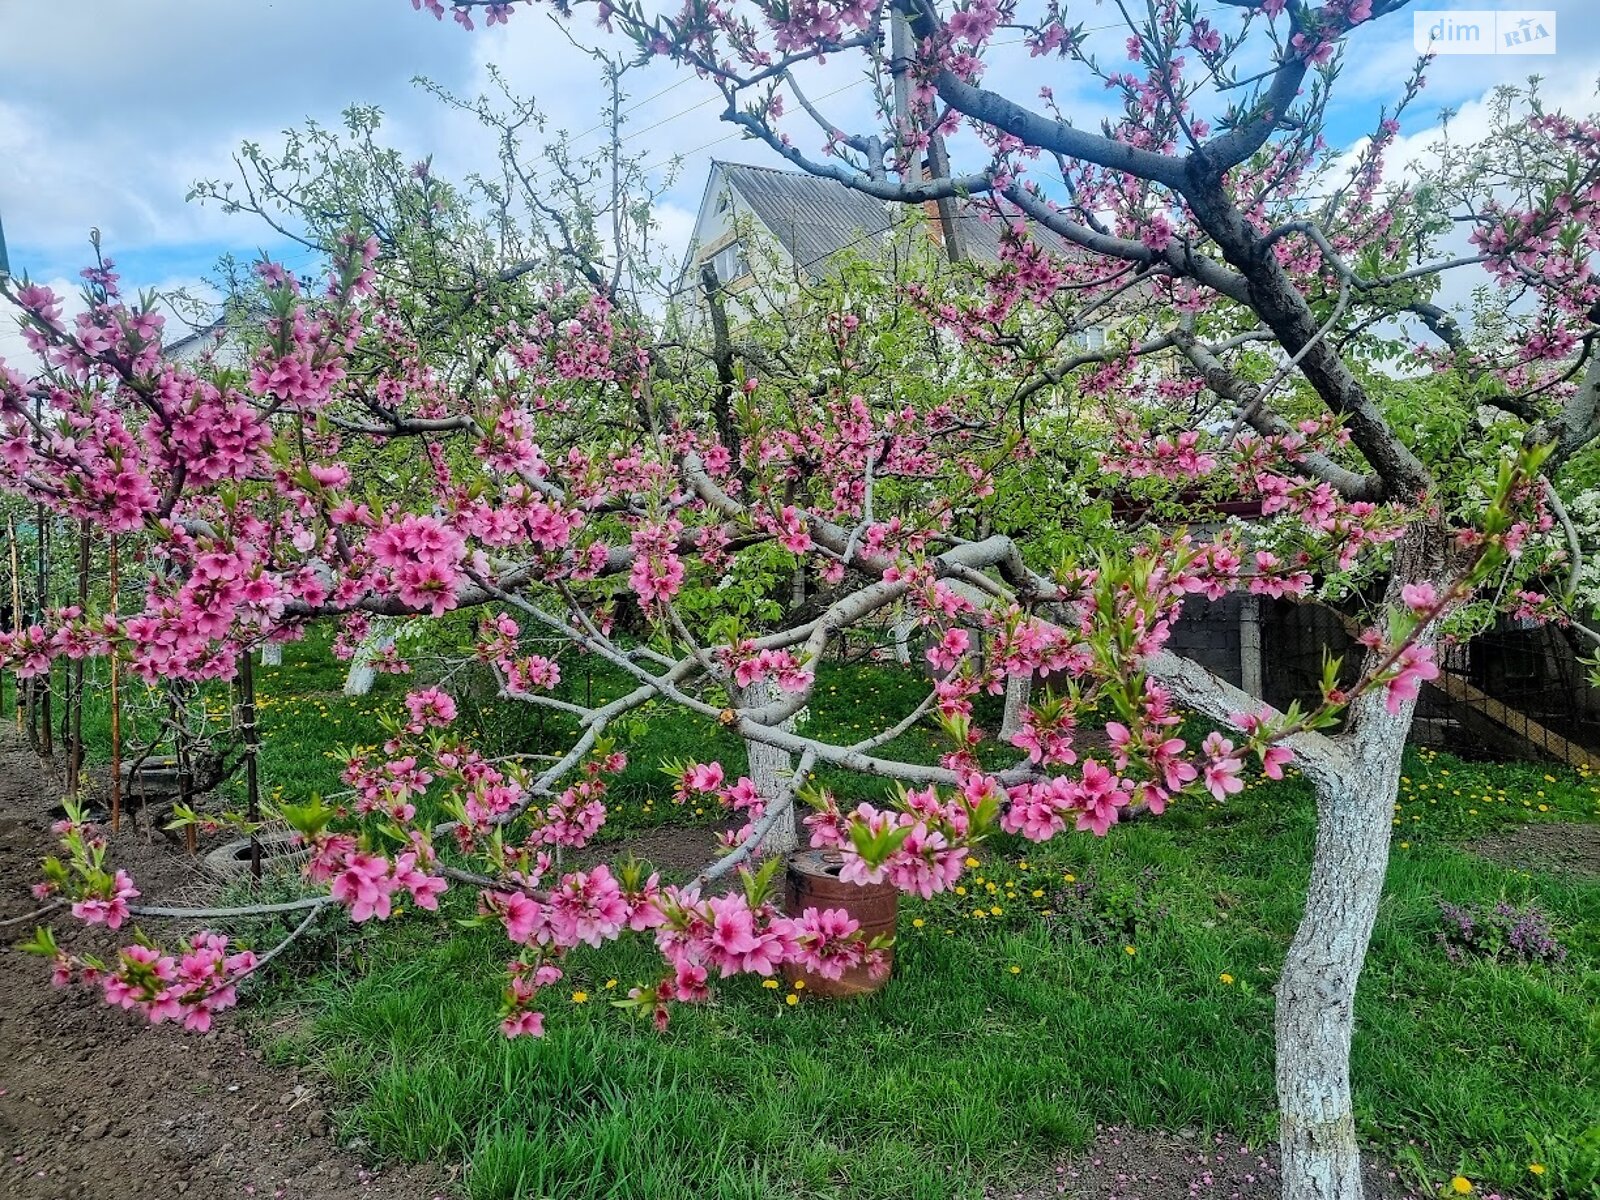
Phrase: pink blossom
[
  {"left": 683, "top": 762, "right": 725, "bottom": 793},
  {"left": 501, "top": 1010, "right": 545, "bottom": 1038},
  {"left": 1384, "top": 643, "right": 1439, "bottom": 715},
  {"left": 1400, "top": 582, "right": 1438, "bottom": 615}
]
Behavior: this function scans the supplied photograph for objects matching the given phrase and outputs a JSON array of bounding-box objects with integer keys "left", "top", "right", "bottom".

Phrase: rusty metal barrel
[{"left": 782, "top": 848, "right": 897, "bottom": 997}]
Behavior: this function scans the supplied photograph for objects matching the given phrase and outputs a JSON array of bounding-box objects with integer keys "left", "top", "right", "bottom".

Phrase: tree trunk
[
  {"left": 1276, "top": 526, "right": 1447, "bottom": 1200},
  {"left": 260, "top": 642, "right": 283, "bottom": 667},
  {"left": 343, "top": 625, "right": 394, "bottom": 697},
  {"left": 730, "top": 676, "right": 798, "bottom": 854},
  {"left": 891, "top": 616, "right": 915, "bottom": 666},
  {"left": 1000, "top": 671, "right": 1032, "bottom": 740}
]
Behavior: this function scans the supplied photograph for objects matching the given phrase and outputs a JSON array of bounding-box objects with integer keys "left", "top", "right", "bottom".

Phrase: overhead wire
[{"left": 255, "top": 4, "right": 1290, "bottom": 279}]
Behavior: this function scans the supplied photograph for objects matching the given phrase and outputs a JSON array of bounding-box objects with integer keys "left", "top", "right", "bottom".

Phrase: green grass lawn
[{"left": 43, "top": 636, "right": 1600, "bottom": 1199}]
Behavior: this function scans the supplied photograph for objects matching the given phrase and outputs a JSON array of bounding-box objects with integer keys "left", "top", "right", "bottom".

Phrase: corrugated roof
[
  {"left": 721, "top": 162, "right": 895, "bottom": 272},
  {"left": 716, "top": 160, "right": 1077, "bottom": 274}
]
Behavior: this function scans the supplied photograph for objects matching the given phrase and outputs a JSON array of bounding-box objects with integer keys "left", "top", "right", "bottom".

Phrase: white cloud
[
  {"left": 1, "top": 0, "right": 1596, "bottom": 314},
  {"left": 0, "top": 276, "right": 218, "bottom": 372}
]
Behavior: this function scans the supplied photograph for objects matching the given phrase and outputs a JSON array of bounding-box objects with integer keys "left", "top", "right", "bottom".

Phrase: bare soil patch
[
  {"left": 574, "top": 821, "right": 737, "bottom": 876},
  {"left": 1467, "top": 821, "right": 1600, "bottom": 879},
  {"left": 990, "top": 1126, "right": 1417, "bottom": 1200},
  {"left": 0, "top": 733, "right": 442, "bottom": 1200}
]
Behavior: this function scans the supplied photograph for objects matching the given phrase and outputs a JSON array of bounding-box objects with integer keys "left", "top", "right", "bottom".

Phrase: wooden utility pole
[{"left": 889, "top": 3, "right": 965, "bottom": 265}]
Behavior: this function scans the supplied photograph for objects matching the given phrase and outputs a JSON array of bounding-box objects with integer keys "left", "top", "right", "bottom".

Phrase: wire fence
[{"left": 1255, "top": 600, "right": 1600, "bottom": 770}]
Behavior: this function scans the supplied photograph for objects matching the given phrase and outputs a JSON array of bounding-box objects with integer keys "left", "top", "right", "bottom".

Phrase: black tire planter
[{"left": 202, "top": 829, "right": 310, "bottom": 879}]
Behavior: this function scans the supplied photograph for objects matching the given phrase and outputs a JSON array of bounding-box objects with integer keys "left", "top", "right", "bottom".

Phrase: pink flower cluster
[
  {"left": 484, "top": 863, "right": 661, "bottom": 952},
  {"left": 403, "top": 686, "right": 458, "bottom": 730},
  {"left": 318, "top": 844, "right": 447, "bottom": 922},
  {"left": 368, "top": 515, "right": 467, "bottom": 617},
  {"left": 629, "top": 519, "right": 686, "bottom": 608},
  {"left": 1006, "top": 758, "right": 1139, "bottom": 838},
  {"left": 88, "top": 933, "right": 259, "bottom": 1033},
  {"left": 719, "top": 641, "right": 814, "bottom": 692},
  {"left": 69, "top": 868, "right": 139, "bottom": 930},
  {"left": 806, "top": 785, "right": 974, "bottom": 899}
]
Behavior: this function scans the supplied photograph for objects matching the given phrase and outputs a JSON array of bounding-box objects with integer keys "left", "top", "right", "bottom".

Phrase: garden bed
[{"left": 0, "top": 733, "right": 441, "bottom": 1200}]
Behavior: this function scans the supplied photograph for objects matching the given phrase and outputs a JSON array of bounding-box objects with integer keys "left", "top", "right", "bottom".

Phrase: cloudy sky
[{"left": 1, "top": 0, "right": 1594, "bottom": 356}]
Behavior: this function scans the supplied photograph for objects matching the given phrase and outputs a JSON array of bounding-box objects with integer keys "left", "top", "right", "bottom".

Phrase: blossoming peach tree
[
  {"left": 402, "top": 0, "right": 1600, "bottom": 1193},
  {"left": 4, "top": 0, "right": 1599, "bottom": 1192}
]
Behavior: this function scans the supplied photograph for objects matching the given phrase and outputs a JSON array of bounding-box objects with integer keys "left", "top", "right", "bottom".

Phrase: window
[{"left": 708, "top": 240, "right": 749, "bottom": 286}]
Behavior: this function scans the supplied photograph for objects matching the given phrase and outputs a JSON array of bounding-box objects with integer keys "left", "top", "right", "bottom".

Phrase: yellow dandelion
[
  {"left": 912, "top": 918, "right": 925, "bottom": 928},
  {"left": 762, "top": 979, "right": 779, "bottom": 989},
  {"left": 1009, "top": 965, "right": 1021, "bottom": 975},
  {"left": 990, "top": 905, "right": 1003, "bottom": 916},
  {"left": 792, "top": 979, "right": 804, "bottom": 990},
  {"left": 785, "top": 993, "right": 799, "bottom": 1006},
  {"left": 1124, "top": 945, "right": 1137, "bottom": 956},
  {"left": 1528, "top": 1164, "right": 1545, "bottom": 1176},
  {"left": 964, "top": 856, "right": 980, "bottom": 868},
  {"left": 605, "top": 979, "right": 617, "bottom": 990},
  {"left": 954, "top": 885, "right": 968, "bottom": 896},
  {"left": 1451, "top": 1177, "right": 1473, "bottom": 1195},
  {"left": 1220, "top": 973, "right": 1235, "bottom": 984},
  {"left": 571, "top": 991, "right": 588, "bottom": 1004}
]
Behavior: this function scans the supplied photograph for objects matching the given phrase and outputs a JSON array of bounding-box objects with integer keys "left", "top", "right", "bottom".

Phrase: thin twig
[{"left": 0, "top": 899, "right": 66, "bottom": 928}]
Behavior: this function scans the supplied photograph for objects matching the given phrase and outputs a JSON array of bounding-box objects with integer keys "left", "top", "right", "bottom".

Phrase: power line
[
  {"left": 520, "top": 2, "right": 1242, "bottom": 185},
  {"left": 249, "top": 5, "right": 1274, "bottom": 279}
]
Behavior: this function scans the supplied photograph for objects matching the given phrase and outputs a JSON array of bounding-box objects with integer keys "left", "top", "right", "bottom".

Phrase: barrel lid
[{"left": 786, "top": 848, "right": 847, "bottom": 880}]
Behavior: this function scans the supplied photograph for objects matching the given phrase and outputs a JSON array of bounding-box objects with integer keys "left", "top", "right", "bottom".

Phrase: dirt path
[{"left": 0, "top": 733, "right": 442, "bottom": 1200}]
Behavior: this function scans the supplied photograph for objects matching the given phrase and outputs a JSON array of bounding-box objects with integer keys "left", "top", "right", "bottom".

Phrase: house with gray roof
[{"left": 675, "top": 161, "right": 1085, "bottom": 312}]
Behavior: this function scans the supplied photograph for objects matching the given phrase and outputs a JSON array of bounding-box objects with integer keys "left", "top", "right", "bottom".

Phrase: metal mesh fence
[{"left": 1256, "top": 601, "right": 1600, "bottom": 769}]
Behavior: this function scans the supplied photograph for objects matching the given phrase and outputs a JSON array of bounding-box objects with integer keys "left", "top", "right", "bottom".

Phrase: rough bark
[
  {"left": 1274, "top": 524, "right": 1449, "bottom": 1200},
  {"left": 730, "top": 676, "right": 799, "bottom": 854},
  {"left": 343, "top": 626, "right": 395, "bottom": 698},
  {"left": 1000, "top": 671, "right": 1032, "bottom": 740}
]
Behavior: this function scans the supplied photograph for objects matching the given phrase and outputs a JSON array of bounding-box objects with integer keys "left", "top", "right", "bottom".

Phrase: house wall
[{"left": 676, "top": 167, "right": 801, "bottom": 327}]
